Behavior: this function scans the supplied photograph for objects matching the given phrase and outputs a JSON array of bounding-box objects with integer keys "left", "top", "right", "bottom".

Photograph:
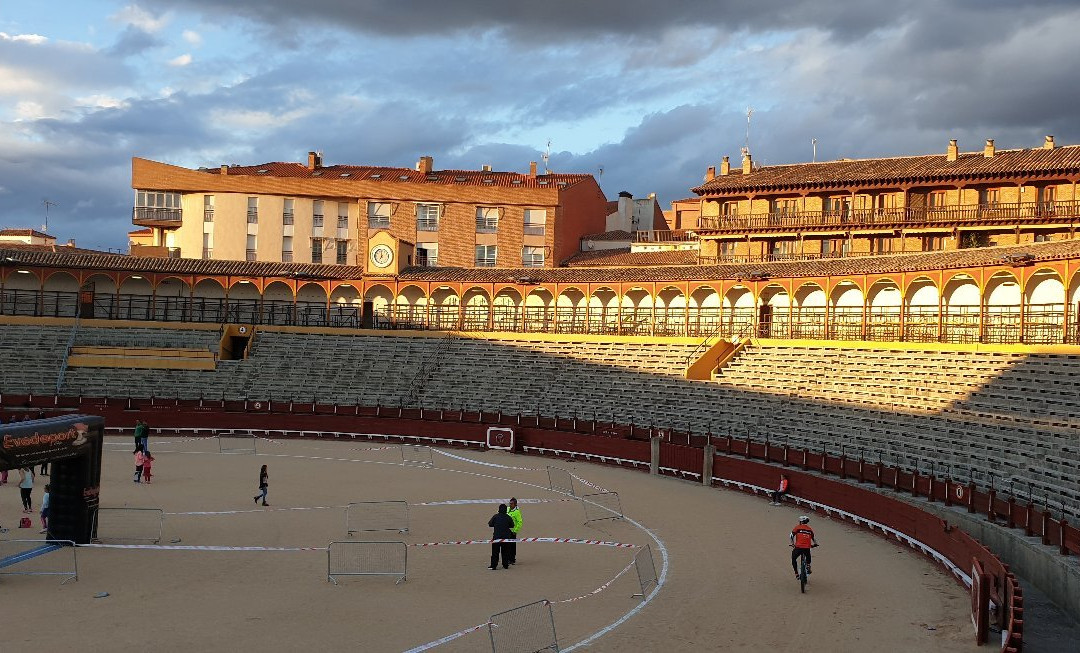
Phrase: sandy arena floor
[{"left": 0, "top": 435, "right": 973, "bottom": 652}]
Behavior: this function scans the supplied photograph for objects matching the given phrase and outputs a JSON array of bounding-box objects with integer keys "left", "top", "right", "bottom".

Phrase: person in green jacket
[
  {"left": 133, "top": 420, "right": 149, "bottom": 455},
  {"left": 507, "top": 497, "right": 522, "bottom": 565}
]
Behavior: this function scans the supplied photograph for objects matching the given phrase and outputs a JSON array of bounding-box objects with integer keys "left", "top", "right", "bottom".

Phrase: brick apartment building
[{"left": 130, "top": 153, "right": 607, "bottom": 270}]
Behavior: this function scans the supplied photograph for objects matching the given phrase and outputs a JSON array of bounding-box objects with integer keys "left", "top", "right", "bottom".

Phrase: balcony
[
  {"left": 523, "top": 225, "right": 546, "bottom": 236},
  {"left": 633, "top": 229, "right": 697, "bottom": 243},
  {"left": 247, "top": 211, "right": 259, "bottom": 224},
  {"left": 283, "top": 212, "right": 294, "bottom": 226},
  {"left": 417, "top": 218, "right": 439, "bottom": 232},
  {"left": 522, "top": 256, "right": 545, "bottom": 268},
  {"left": 476, "top": 218, "right": 498, "bottom": 234},
  {"left": 697, "top": 200, "right": 1080, "bottom": 233},
  {"left": 368, "top": 217, "right": 390, "bottom": 229},
  {"left": 416, "top": 253, "right": 438, "bottom": 267},
  {"left": 132, "top": 206, "right": 182, "bottom": 227},
  {"left": 475, "top": 257, "right": 497, "bottom": 267},
  {"left": 202, "top": 248, "right": 213, "bottom": 259},
  {"left": 281, "top": 251, "right": 293, "bottom": 262},
  {"left": 203, "top": 210, "right": 214, "bottom": 223},
  {"left": 246, "top": 249, "right": 258, "bottom": 261},
  {"left": 698, "top": 250, "right": 883, "bottom": 265}
]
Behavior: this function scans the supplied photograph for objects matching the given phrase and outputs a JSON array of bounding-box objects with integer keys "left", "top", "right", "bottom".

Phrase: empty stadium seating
[{"left": 1, "top": 322, "right": 1077, "bottom": 519}]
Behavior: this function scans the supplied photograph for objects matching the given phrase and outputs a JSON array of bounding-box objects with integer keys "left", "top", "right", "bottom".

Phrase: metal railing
[
  {"left": 416, "top": 218, "right": 439, "bottom": 232},
  {"left": 368, "top": 217, "right": 390, "bottom": 229},
  {"left": 416, "top": 254, "right": 438, "bottom": 267},
  {"left": 634, "top": 229, "right": 697, "bottom": 243},
  {"left": 132, "top": 207, "right": 181, "bottom": 223},
  {"left": 203, "top": 210, "right": 214, "bottom": 223},
  {"left": 698, "top": 200, "right": 1080, "bottom": 232},
  {"left": 476, "top": 218, "right": 498, "bottom": 233},
  {"left": 523, "top": 225, "right": 546, "bottom": 236}
]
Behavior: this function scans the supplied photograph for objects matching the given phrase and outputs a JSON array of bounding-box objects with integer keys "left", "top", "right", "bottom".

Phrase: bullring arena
[{"left": 3, "top": 242, "right": 1080, "bottom": 651}]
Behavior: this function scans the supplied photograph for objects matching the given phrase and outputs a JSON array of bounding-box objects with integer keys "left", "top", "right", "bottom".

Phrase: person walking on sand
[
  {"left": 487, "top": 503, "right": 514, "bottom": 570},
  {"left": 254, "top": 464, "right": 269, "bottom": 506},
  {"left": 19, "top": 467, "right": 35, "bottom": 513},
  {"left": 39, "top": 484, "right": 50, "bottom": 534}
]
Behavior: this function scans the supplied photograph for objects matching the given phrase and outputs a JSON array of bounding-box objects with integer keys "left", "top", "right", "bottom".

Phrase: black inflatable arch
[{"left": 0, "top": 415, "right": 103, "bottom": 543}]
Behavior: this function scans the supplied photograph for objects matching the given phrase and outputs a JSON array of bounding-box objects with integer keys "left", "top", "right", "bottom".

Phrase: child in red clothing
[{"left": 142, "top": 452, "right": 155, "bottom": 483}]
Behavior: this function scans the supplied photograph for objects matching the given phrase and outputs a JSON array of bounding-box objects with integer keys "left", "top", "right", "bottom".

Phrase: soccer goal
[
  {"left": 581, "top": 492, "right": 623, "bottom": 524},
  {"left": 401, "top": 444, "right": 434, "bottom": 467},
  {"left": 546, "top": 466, "right": 575, "bottom": 497},
  {"left": 327, "top": 540, "right": 407, "bottom": 584},
  {"left": 93, "top": 507, "right": 164, "bottom": 544},
  {"left": 345, "top": 500, "right": 409, "bottom": 535},
  {"left": 218, "top": 434, "right": 257, "bottom": 454},
  {"left": 489, "top": 599, "right": 559, "bottom": 653},
  {"left": 632, "top": 544, "right": 658, "bottom": 599}
]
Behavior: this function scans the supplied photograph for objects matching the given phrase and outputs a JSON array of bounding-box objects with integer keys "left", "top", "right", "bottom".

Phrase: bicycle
[{"left": 792, "top": 544, "right": 818, "bottom": 593}]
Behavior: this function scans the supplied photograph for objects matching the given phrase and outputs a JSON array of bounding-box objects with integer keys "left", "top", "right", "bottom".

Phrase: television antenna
[
  {"left": 541, "top": 140, "right": 551, "bottom": 173},
  {"left": 597, "top": 165, "right": 604, "bottom": 182},
  {"left": 42, "top": 198, "right": 57, "bottom": 233}
]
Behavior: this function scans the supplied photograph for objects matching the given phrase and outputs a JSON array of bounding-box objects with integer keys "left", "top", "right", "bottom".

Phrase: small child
[
  {"left": 134, "top": 447, "right": 145, "bottom": 483},
  {"left": 142, "top": 452, "right": 155, "bottom": 484},
  {"left": 40, "top": 484, "right": 50, "bottom": 534}
]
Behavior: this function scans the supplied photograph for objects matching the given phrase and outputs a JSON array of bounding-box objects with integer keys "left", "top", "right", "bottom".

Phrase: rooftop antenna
[
  {"left": 541, "top": 140, "right": 551, "bottom": 173},
  {"left": 42, "top": 198, "right": 57, "bottom": 234},
  {"left": 744, "top": 106, "right": 754, "bottom": 155},
  {"left": 597, "top": 165, "right": 604, "bottom": 182},
  {"left": 812, "top": 138, "right": 818, "bottom": 163}
]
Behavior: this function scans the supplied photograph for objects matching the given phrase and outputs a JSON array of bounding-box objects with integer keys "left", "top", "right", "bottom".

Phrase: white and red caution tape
[
  {"left": 433, "top": 449, "right": 540, "bottom": 471},
  {"left": 410, "top": 537, "right": 638, "bottom": 549},
  {"left": 570, "top": 473, "right": 610, "bottom": 494},
  {"left": 403, "top": 621, "right": 492, "bottom": 653},
  {"left": 76, "top": 543, "right": 325, "bottom": 552},
  {"left": 556, "top": 559, "right": 637, "bottom": 603}
]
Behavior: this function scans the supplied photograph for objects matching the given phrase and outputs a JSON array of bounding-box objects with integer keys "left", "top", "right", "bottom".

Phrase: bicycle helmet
[{"left": 798, "top": 516, "right": 810, "bottom": 524}]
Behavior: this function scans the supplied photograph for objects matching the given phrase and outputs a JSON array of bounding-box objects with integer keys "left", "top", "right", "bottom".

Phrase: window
[
  {"left": 337, "top": 203, "right": 349, "bottom": 230},
  {"left": 336, "top": 240, "right": 349, "bottom": 265},
  {"left": 522, "top": 246, "right": 545, "bottom": 267},
  {"left": 246, "top": 234, "right": 257, "bottom": 261},
  {"left": 311, "top": 238, "right": 323, "bottom": 264},
  {"left": 821, "top": 238, "right": 850, "bottom": 257},
  {"left": 313, "top": 200, "right": 324, "bottom": 228},
  {"left": 1034, "top": 233, "right": 1052, "bottom": 243},
  {"left": 824, "top": 196, "right": 850, "bottom": 222},
  {"left": 283, "top": 199, "right": 295, "bottom": 225},
  {"left": 203, "top": 195, "right": 214, "bottom": 222},
  {"left": 719, "top": 241, "right": 738, "bottom": 259},
  {"left": 202, "top": 233, "right": 212, "bottom": 259},
  {"left": 247, "top": 197, "right": 258, "bottom": 223},
  {"left": 959, "top": 232, "right": 989, "bottom": 249},
  {"left": 523, "top": 209, "right": 546, "bottom": 236},
  {"left": 771, "top": 199, "right": 798, "bottom": 215},
  {"left": 475, "top": 244, "right": 497, "bottom": 267},
  {"left": 921, "top": 235, "right": 945, "bottom": 251},
  {"left": 417, "top": 204, "right": 440, "bottom": 231},
  {"left": 721, "top": 201, "right": 739, "bottom": 216},
  {"left": 368, "top": 202, "right": 392, "bottom": 228},
  {"left": 978, "top": 188, "right": 1000, "bottom": 207},
  {"left": 869, "top": 236, "right": 894, "bottom": 254},
  {"left": 928, "top": 191, "right": 947, "bottom": 208},
  {"left": 768, "top": 240, "right": 795, "bottom": 260},
  {"left": 136, "top": 191, "right": 181, "bottom": 208},
  {"left": 476, "top": 207, "right": 499, "bottom": 233},
  {"left": 282, "top": 236, "right": 293, "bottom": 262},
  {"left": 416, "top": 243, "right": 438, "bottom": 267}
]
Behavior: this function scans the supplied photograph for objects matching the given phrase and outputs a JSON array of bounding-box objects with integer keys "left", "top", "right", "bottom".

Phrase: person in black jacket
[{"left": 487, "top": 504, "right": 515, "bottom": 570}]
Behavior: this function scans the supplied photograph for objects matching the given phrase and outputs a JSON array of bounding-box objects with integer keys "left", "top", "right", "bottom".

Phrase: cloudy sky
[{"left": 2, "top": 1, "right": 1079, "bottom": 251}]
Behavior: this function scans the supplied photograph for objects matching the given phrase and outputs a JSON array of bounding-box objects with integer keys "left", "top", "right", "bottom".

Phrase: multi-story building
[
  {"left": 130, "top": 153, "right": 607, "bottom": 270},
  {"left": 691, "top": 137, "right": 1080, "bottom": 263}
]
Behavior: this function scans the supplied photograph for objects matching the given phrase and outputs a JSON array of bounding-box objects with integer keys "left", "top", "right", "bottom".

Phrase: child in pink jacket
[
  {"left": 134, "top": 447, "right": 145, "bottom": 483},
  {"left": 142, "top": 452, "right": 155, "bottom": 484}
]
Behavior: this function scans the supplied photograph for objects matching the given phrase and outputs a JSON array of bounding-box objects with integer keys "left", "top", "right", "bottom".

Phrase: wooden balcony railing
[
  {"left": 698, "top": 200, "right": 1080, "bottom": 232},
  {"left": 132, "top": 207, "right": 182, "bottom": 225}
]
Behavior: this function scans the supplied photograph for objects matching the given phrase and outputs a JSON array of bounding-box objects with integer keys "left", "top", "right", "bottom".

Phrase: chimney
[
  {"left": 705, "top": 166, "right": 716, "bottom": 181},
  {"left": 66, "top": 239, "right": 76, "bottom": 247},
  {"left": 946, "top": 139, "right": 958, "bottom": 162},
  {"left": 720, "top": 156, "right": 730, "bottom": 176},
  {"left": 416, "top": 156, "right": 433, "bottom": 174},
  {"left": 220, "top": 164, "right": 229, "bottom": 175},
  {"left": 482, "top": 164, "right": 492, "bottom": 172},
  {"left": 307, "top": 151, "right": 322, "bottom": 170},
  {"left": 984, "top": 139, "right": 995, "bottom": 158},
  {"left": 741, "top": 151, "right": 752, "bottom": 175},
  {"left": 528, "top": 161, "right": 538, "bottom": 178},
  {"left": 1044, "top": 135, "right": 1055, "bottom": 150}
]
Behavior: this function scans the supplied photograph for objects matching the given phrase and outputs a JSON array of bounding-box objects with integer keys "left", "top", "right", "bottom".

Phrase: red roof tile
[
  {"left": 564, "top": 248, "right": 698, "bottom": 267},
  {"left": 580, "top": 230, "right": 632, "bottom": 242},
  {"left": 694, "top": 144, "right": 1080, "bottom": 194},
  {"left": 209, "top": 161, "right": 595, "bottom": 191},
  {"left": 0, "top": 228, "right": 53, "bottom": 238}
]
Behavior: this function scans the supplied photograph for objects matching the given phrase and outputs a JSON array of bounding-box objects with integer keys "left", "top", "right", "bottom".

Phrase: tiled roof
[
  {"left": 0, "top": 243, "right": 112, "bottom": 256},
  {"left": 3, "top": 240, "right": 1079, "bottom": 284},
  {"left": 0, "top": 228, "right": 53, "bottom": 238},
  {"left": 694, "top": 144, "right": 1080, "bottom": 194},
  {"left": 564, "top": 248, "right": 698, "bottom": 267},
  {"left": 399, "top": 239, "right": 1080, "bottom": 284},
  {"left": 606, "top": 200, "right": 619, "bottom": 214},
  {"left": 0, "top": 248, "right": 363, "bottom": 279},
  {"left": 208, "top": 162, "right": 595, "bottom": 191},
  {"left": 581, "top": 230, "right": 632, "bottom": 242},
  {"left": 128, "top": 228, "right": 153, "bottom": 235},
  {"left": 671, "top": 197, "right": 700, "bottom": 205}
]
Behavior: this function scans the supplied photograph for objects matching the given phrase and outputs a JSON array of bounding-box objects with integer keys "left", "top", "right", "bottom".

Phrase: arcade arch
[
  {"left": 942, "top": 273, "right": 980, "bottom": 343},
  {"left": 430, "top": 287, "right": 460, "bottom": 330},
  {"left": 689, "top": 286, "right": 720, "bottom": 337},
  {"left": 461, "top": 287, "right": 491, "bottom": 331},
  {"left": 656, "top": 286, "right": 687, "bottom": 336},
  {"left": 866, "top": 279, "right": 903, "bottom": 341},
  {"left": 905, "top": 277, "right": 940, "bottom": 342},
  {"left": 1024, "top": 269, "right": 1065, "bottom": 343},
  {"left": 556, "top": 288, "right": 587, "bottom": 334},
  {"left": 493, "top": 288, "right": 522, "bottom": 332},
  {"left": 524, "top": 288, "right": 554, "bottom": 332},
  {"left": 983, "top": 271, "right": 1021, "bottom": 343},
  {"left": 830, "top": 281, "right": 864, "bottom": 341}
]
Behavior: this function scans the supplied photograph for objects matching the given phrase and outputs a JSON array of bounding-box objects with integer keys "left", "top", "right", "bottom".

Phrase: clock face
[{"left": 370, "top": 244, "right": 394, "bottom": 269}]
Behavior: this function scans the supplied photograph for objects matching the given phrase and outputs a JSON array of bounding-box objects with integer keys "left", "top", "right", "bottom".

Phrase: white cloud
[
  {"left": 210, "top": 107, "right": 312, "bottom": 130},
  {"left": 0, "top": 32, "right": 48, "bottom": 44},
  {"left": 182, "top": 29, "right": 202, "bottom": 46},
  {"left": 112, "top": 4, "right": 169, "bottom": 33},
  {"left": 75, "top": 94, "right": 128, "bottom": 110},
  {"left": 168, "top": 53, "right": 192, "bottom": 67},
  {"left": 14, "top": 101, "right": 48, "bottom": 120}
]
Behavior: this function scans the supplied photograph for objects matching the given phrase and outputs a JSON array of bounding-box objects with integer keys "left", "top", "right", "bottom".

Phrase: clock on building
[{"left": 369, "top": 243, "right": 394, "bottom": 269}]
